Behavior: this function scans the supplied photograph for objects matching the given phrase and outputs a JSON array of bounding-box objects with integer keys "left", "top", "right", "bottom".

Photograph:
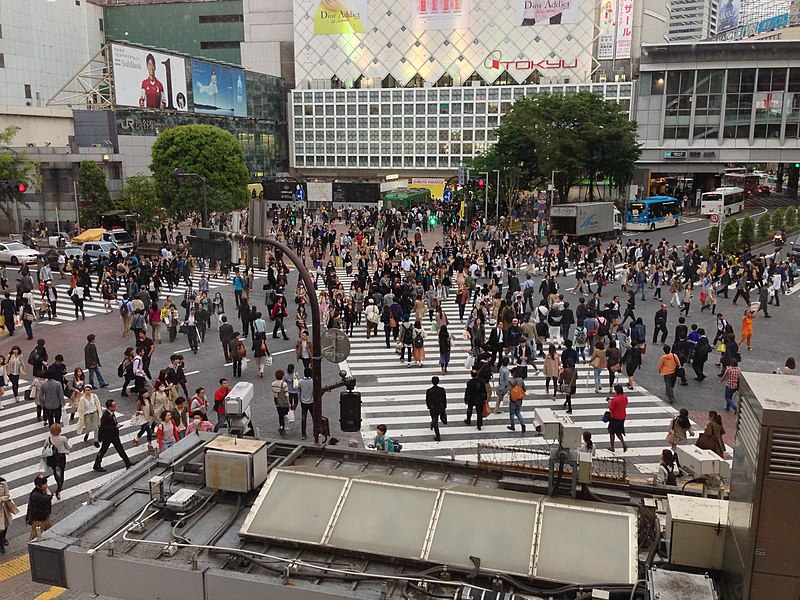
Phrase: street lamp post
[
  {"left": 211, "top": 230, "right": 328, "bottom": 442},
  {"left": 173, "top": 168, "right": 209, "bottom": 228},
  {"left": 493, "top": 169, "right": 501, "bottom": 225}
]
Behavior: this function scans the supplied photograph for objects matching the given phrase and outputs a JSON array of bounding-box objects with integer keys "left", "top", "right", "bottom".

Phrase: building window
[
  {"left": 199, "top": 14, "right": 244, "bottom": 23},
  {"left": 99, "top": 18, "right": 104, "bottom": 32},
  {"left": 200, "top": 41, "right": 240, "bottom": 50},
  {"left": 24, "top": 84, "right": 32, "bottom": 99},
  {"left": 406, "top": 73, "right": 425, "bottom": 88},
  {"left": 435, "top": 73, "right": 454, "bottom": 87},
  {"left": 0, "top": 54, "right": 4, "bottom": 69},
  {"left": 0, "top": 24, "right": 3, "bottom": 38},
  {"left": 382, "top": 74, "right": 399, "bottom": 88}
]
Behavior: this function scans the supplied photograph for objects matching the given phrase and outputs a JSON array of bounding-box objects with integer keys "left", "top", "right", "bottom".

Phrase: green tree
[
  {"left": 0, "top": 126, "right": 40, "bottom": 221},
  {"left": 739, "top": 214, "right": 756, "bottom": 247},
  {"left": 118, "top": 175, "right": 165, "bottom": 236},
  {"left": 470, "top": 93, "right": 640, "bottom": 204},
  {"left": 772, "top": 207, "right": 785, "bottom": 231},
  {"left": 151, "top": 124, "right": 249, "bottom": 218},
  {"left": 721, "top": 218, "right": 739, "bottom": 254},
  {"left": 708, "top": 225, "right": 720, "bottom": 251},
  {"left": 78, "top": 160, "right": 114, "bottom": 227},
  {"left": 785, "top": 205, "right": 797, "bottom": 229},
  {"left": 757, "top": 213, "right": 772, "bottom": 241}
]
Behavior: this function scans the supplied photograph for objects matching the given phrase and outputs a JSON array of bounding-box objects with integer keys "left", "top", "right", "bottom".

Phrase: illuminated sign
[{"left": 484, "top": 50, "right": 579, "bottom": 70}]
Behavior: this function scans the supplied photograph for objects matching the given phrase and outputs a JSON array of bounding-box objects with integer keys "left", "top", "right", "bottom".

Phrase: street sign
[
  {"left": 321, "top": 329, "right": 351, "bottom": 364},
  {"left": 710, "top": 213, "right": 720, "bottom": 224},
  {"left": 458, "top": 165, "right": 466, "bottom": 186},
  {"left": 295, "top": 187, "right": 306, "bottom": 201},
  {"left": 443, "top": 189, "right": 453, "bottom": 202}
]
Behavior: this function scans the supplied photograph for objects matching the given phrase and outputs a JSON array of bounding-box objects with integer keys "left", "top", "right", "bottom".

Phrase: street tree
[
  {"left": 471, "top": 93, "right": 640, "bottom": 204},
  {"left": 0, "top": 126, "right": 39, "bottom": 220},
  {"left": 772, "top": 207, "right": 785, "bottom": 231},
  {"left": 151, "top": 124, "right": 249, "bottom": 217},
  {"left": 785, "top": 205, "right": 797, "bottom": 229},
  {"left": 78, "top": 160, "right": 114, "bottom": 227},
  {"left": 739, "top": 214, "right": 756, "bottom": 247},
  {"left": 721, "top": 218, "right": 739, "bottom": 254},
  {"left": 757, "top": 213, "right": 772, "bottom": 241},
  {"left": 118, "top": 175, "right": 165, "bottom": 237}
]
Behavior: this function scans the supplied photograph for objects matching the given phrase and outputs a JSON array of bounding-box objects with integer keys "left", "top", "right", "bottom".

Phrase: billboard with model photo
[
  {"left": 191, "top": 60, "right": 247, "bottom": 117},
  {"left": 111, "top": 44, "right": 188, "bottom": 111}
]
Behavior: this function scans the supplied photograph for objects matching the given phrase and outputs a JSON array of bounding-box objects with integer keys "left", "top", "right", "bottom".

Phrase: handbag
[
  {"left": 482, "top": 402, "right": 491, "bottom": 418},
  {"left": 464, "top": 352, "right": 475, "bottom": 371},
  {"left": 288, "top": 408, "right": 296, "bottom": 423},
  {"left": 4, "top": 498, "right": 20, "bottom": 515},
  {"left": 389, "top": 317, "right": 397, "bottom": 328},
  {"left": 610, "top": 363, "right": 621, "bottom": 373},
  {"left": 130, "top": 412, "right": 145, "bottom": 427},
  {"left": 601, "top": 410, "right": 611, "bottom": 423},
  {"left": 559, "top": 380, "right": 572, "bottom": 394},
  {"left": 665, "top": 429, "right": 678, "bottom": 445},
  {"left": 41, "top": 438, "right": 55, "bottom": 459},
  {"left": 179, "top": 324, "right": 190, "bottom": 334},
  {"left": 716, "top": 341, "right": 726, "bottom": 353},
  {"left": 24, "top": 311, "right": 35, "bottom": 322},
  {"left": 265, "top": 354, "right": 274, "bottom": 366},
  {"left": 676, "top": 366, "right": 686, "bottom": 378}
]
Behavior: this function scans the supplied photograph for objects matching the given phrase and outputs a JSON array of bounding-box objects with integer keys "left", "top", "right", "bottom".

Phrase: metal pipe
[{"left": 212, "top": 231, "right": 325, "bottom": 442}]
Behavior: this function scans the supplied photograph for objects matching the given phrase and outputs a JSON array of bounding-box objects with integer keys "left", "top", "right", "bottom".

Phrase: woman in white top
[
  {"left": 6, "top": 345, "right": 26, "bottom": 404},
  {"left": 0, "top": 356, "right": 7, "bottom": 409},
  {"left": 76, "top": 384, "right": 102, "bottom": 447},
  {"left": 45, "top": 423, "right": 71, "bottom": 500}
]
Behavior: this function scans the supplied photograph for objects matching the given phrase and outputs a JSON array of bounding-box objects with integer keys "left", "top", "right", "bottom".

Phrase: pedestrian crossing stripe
[{"left": 324, "top": 271, "right": 721, "bottom": 476}]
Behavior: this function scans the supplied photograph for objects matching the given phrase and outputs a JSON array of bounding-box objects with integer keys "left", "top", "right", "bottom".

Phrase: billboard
[
  {"left": 615, "top": 0, "right": 634, "bottom": 60},
  {"left": 412, "top": 0, "right": 471, "bottom": 31},
  {"left": 191, "top": 60, "right": 247, "bottom": 117},
  {"left": 313, "top": 0, "right": 368, "bottom": 33},
  {"left": 309, "top": 181, "right": 333, "bottom": 204},
  {"left": 597, "top": 0, "right": 616, "bottom": 60},
  {"left": 410, "top": 177, "right": 446, "bottom": 199},
  {"left": 111, "top": 44, "right": 188, "bottom": 111},
  {"left": 717, "top": 0, "right": 740, "bottom": 33},
  {"left": 516, "top": 0, "right": 581, "bottom": 26}
]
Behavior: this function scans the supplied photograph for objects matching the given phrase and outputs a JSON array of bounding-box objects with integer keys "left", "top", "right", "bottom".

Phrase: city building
[
  {"left": 89, "top": 0, "right": 296, "bottom": 88},
  {"left": 289, "top": 0, "right": 670, "bottom": 180},
  {"left": 667, "top": 0, "right": 719, "bottom": 41},
  {"left": 634, "top": 39, "right": 800, "bottom": 199}
]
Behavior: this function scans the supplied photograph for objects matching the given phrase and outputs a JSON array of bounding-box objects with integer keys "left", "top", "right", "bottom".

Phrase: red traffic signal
[
  {"left": 17, "top": 183, "right": 27, "bottom": 193},
  {"left": 477, "top": 179, "right": 485, "bottom": 187}
]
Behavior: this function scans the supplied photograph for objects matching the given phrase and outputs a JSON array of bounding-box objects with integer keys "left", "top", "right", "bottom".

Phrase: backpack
[
  {"left": 509, "top": 385, "right": 525, "bottom": 401},
  {"left": 117, "top": 361, "right": 125, "bottom": 377},
  {"left": 403, "top": 325, "right": 413, "bottom": 345},
  {"left": 413, "top": 332, "right": 424, "bottom": 348},
  {"left": 575, "top": 328, "right": 588, "bottom": 345},
  {"left": 120, "top": 303, "right": 129, "bottom": 317},
  {"left": 660, "top": 464, "right": 678, "bottom": 486},
  {"left": 631, "top": 324, "right": 644, "bottom": 344},
  {"left": 28, "top": 348, "right": 42, "bottom": 366}
]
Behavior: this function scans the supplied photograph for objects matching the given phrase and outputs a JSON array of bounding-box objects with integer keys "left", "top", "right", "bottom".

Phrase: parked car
[
  {"left": 40, "top": 247, "right": 85, "bottom": 270},
  {"left": 81, "top": 241, "right": 118, "bottom": 263},
  {"left": 0, "top": 241, "right": 40, "bottom": 265}
]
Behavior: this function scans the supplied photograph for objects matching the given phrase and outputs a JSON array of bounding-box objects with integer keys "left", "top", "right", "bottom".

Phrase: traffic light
[
  {"left": 3, "top": 180, "right": 27, "bottom": 193},
  {"left": 429, "top": 214, "right": 437, "bottom": 226},
  {"left": 339, "top": 391, "right": 362, "bottom": 432},
  {"left": 795, "top": 163, "right": 800, "bottom": 169},
  {"left": 468, "top": 177, "right": 485, "bottom": 188},
  {"left": 290, "top": 214, "right": 296, "bottom": 226}
]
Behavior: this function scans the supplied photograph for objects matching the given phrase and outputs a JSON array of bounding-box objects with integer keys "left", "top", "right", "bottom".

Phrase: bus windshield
[{"left": 628, "top": 203, "right": 645, "bottom": 214}]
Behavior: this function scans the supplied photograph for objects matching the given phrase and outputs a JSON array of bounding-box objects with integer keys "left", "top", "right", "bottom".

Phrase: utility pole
[{"left": 493, "top": 169, "right": 500, "bottom": 225}]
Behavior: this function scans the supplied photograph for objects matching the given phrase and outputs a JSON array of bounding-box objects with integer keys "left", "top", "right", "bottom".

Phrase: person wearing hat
[
  {"left": 25, "top": 473, "right": 53, "bottom": 540},
  {"left": 77, "top": 383, "right": 102, "bottom": 446}
]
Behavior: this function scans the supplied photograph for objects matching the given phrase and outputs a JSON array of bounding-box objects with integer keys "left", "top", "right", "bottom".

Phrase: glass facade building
[{"left": 290, "top": 83, "right": 632, "bottom": 172}]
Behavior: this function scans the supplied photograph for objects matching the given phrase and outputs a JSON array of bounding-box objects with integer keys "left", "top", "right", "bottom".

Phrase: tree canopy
[
  {"left": 0, "top": 126, "right": 39, "bottom": 219},
  {"left": 150, "top": 124, "right": 249, "bottom": 216},
  {"left": 469, "top": 93, "right": 640, "bottom": 207},
  {"left": 118, "top": 175, "right": 165, "bottom": 233},
  {"left": 78, "top": 160, "right": 114, "bottom": 227}
]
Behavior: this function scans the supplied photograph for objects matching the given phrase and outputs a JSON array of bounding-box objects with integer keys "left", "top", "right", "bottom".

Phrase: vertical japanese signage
[
  {"left": 598, "top": 0, "right": 616, "bottom": 60},
  {"left": 615, "top": 0, "right": 634, "bottom": 60}
]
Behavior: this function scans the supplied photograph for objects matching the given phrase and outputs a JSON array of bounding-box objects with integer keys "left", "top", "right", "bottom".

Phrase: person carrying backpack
[
  {"left": 398, "top": 316, "right": 414, "bottom": 364},
  {"left": 654, "top": 449, "right": 678, "bottom": 486},
  {"left": 411, "top": 320, "right": 426, "bottom": 367}
]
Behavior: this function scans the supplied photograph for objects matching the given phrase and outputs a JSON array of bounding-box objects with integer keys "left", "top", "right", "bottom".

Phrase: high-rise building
[
  {"left": 740, "top": 0, "right": 792, "bottom": 29},
  {"left": 668, "top": 0, "right": 719, "bottom": 41}
]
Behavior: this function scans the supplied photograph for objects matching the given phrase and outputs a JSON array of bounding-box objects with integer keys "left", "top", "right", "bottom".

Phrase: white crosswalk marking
[{"left": 326, "top": 271, "right": 724, "bottom": 478}]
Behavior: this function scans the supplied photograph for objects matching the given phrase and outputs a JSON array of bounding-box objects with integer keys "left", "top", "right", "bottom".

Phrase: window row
[
  {"left": 295, "top": 84, "right": 631, "bottom": 105},
  {"left": 644, "top": 67, "right": 800, "bottom": 97},
  {"left": 295, "top": 142, "right": 491, "bottom": 155},
  {"left": 296, "top": 129, "right": 494, "bottom": 142},
  {"left": 293, "top": 116, "right": 502, "bottom": 130},
  {"left": 294, "top": 155, "right": 485, "bottom": 168},
  {"left": 297, "top": 100, "right": 514, "bottom": 116}
]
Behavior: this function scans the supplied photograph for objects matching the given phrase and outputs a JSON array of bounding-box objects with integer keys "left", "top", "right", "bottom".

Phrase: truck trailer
[{"left": 548, "top": 201, "right": 622, "bottom": 240}]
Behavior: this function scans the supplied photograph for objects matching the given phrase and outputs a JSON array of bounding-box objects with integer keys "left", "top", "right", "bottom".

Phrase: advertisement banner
[
  {"left": 615, "top": 0, "right": 634, "bottom": 60},
  {"left": 598, "top": 0, "right": 616, "bottom": 60},
  {"left": 111, "top": 44, "right": 188, "bottom": 111},
  {"left": 412, "top": 0, "right": 471, "bottom": 31},
  {"left": 308, "top": 181, "right": 333, "bottom": 204},
  {"left": 717, "top": 0, "right": 740, "bottom": 33},
  {"left": 516, "top": 0, "right": 581, "bottom": 26},
  {"left": 313, "top": 0, "right": 368, "bottom": 34},
  {"left": 411, "top": 177, "right": 446, "bottom": 199},
  {"left": 191, "top": 60, "right": 247, "bottom": 117}
]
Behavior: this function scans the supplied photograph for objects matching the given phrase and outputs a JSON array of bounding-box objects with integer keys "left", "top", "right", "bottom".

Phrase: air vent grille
[{"left": 768, "top": 430, "right": 800, "bottom": 480}]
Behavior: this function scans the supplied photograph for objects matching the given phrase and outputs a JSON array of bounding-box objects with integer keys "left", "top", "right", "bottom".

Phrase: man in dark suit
[
  {"left": 1, "top": 292, "right": 16, "bottom": 336},
  {"left": 425, "top": 376, "right": 447, "bottom": 442},
  {"left": 487, "top": 323, "right": 505, "bottom": 368},
  {"left": 463, "top": 370, "right": 488, "bottom": 430},
  {"left": 93, "top": 399, "right": 132, "bottom": 472},
  {"left": 219, "top": 316, "right": 234, "bottom": 362}
]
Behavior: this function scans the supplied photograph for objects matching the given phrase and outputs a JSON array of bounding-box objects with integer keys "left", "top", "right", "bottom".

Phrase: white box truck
[{"left": 548, "top": 202, "right": 622, "bottom": 240}]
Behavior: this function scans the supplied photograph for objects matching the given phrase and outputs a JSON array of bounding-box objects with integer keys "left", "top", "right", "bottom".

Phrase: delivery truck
[{"left": 548, "top": 202, "right": 622, "bottom": 240}]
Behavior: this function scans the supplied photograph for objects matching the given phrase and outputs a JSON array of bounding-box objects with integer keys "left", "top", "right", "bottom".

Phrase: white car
[{"left": 0, "top": 241, "right": 40, "bottom": 265}]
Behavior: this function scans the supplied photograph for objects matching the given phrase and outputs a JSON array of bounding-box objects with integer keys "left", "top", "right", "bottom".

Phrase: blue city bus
[{"left": 625, "top": 196, "right": 682, "bottom": 231}]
